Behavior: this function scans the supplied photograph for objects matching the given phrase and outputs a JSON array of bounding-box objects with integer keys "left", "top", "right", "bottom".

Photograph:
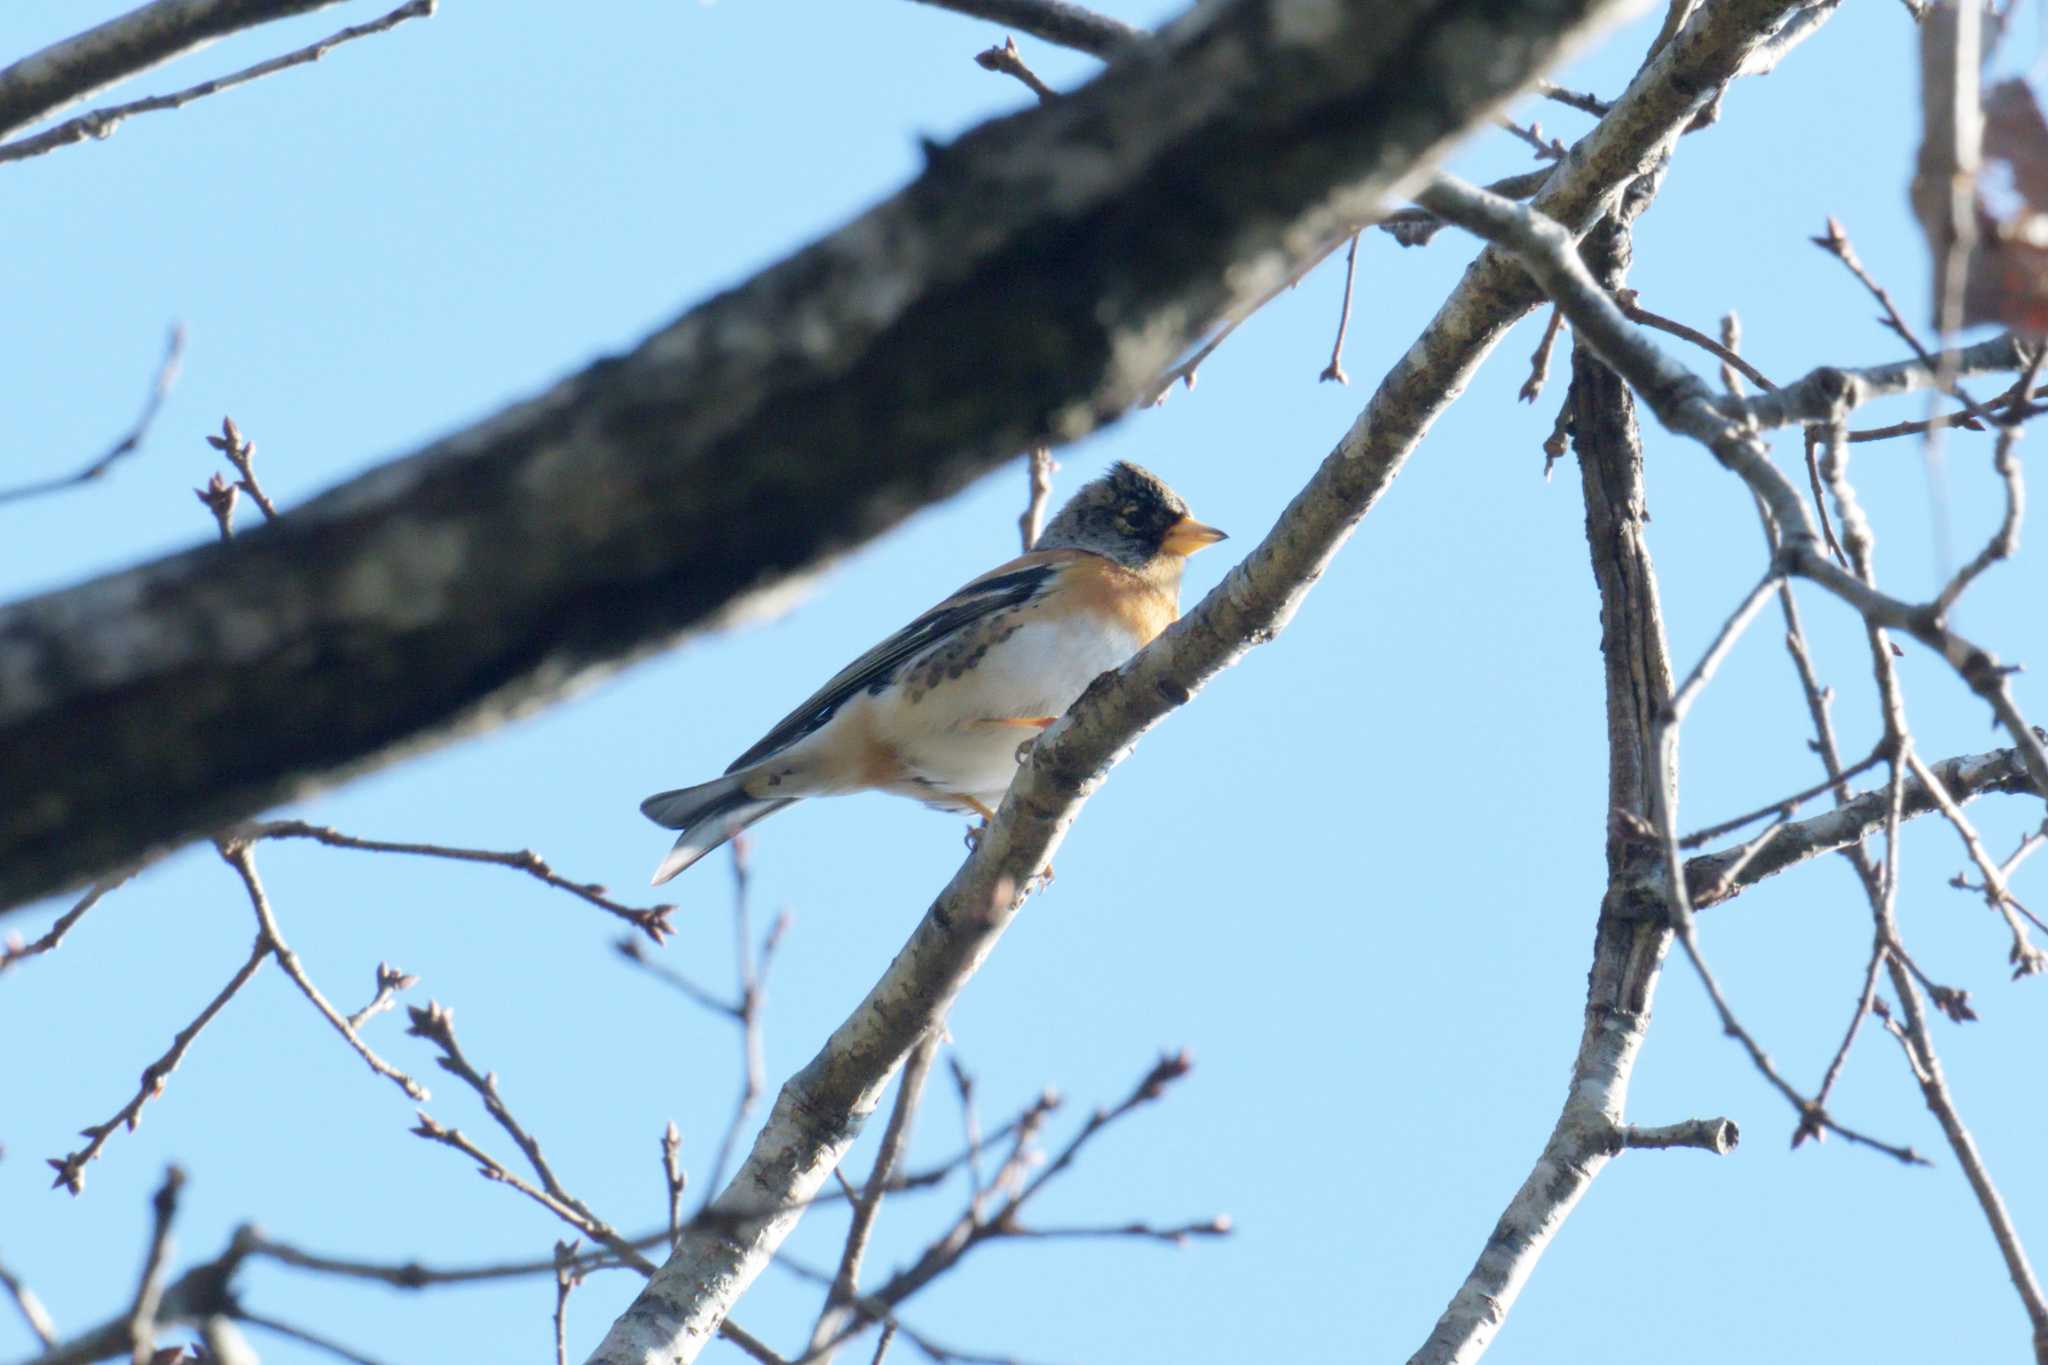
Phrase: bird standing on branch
[{"left": 641, "top": 462, "right": 1227, "bottom": 884}]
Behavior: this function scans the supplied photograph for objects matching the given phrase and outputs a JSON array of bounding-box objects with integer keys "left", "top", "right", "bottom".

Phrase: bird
[{"left": 639, "top": 461, "right": 1228, "bottom": 885}]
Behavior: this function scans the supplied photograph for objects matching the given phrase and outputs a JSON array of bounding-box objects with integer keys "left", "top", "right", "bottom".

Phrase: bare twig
[
  {"left": 1718, "top": 312, "right": 1748, "bottom": 396},
  {"left": 344, "top": 960, "right": 420, "bottom": 1030},
  {"left": 553, "top": 1241, "right": 582, "bottom": 1365},
  {"left": 1813, "top": 215, "right": 1993, "bottom": 423},
  {"left": 125, "top": 1166, "right": 186, "bottom": 1365},
  {"left": 217, "top": 837, "right": 427, "bottom": 1100},
  {"left": 810, "top": 1034, "right": 943, "bottom": 1359},
  {"left": 1496, "top": 115, "right": 1566, "bottom": 160},
  {"left": 1615, "top": 291, "right": 1776, "bottom": 393},
  {"left": 1907, "top": 749, "right": 2048, "bottom": 975},
  {"left": 1678, "top": 749, "right": 1884, "bottom": 848},
  {"left": 1, "top": 874, "right": 128, "bottom": 973},
  {"left": 700, "top": 839, "right": 785, "bottom": 1209},
  {"left": 1414, "top": 177, "right": 2048, "bottom": 803},
  {"left": 974, "top": 37, "right": 1056, "bottom": 101},
  {"left": 0, "top": 1256, "right": 57, "bottom": 1347},
  {"left": 1520, "top": 308, "right": 1566, "bottom": 402},
  {"left": 663, "top": 1123, "right": 688, "bottom": 1250},
  {"left": 49, "top": 939, "right": 269, "bottom": 1194},
  {"left": 947, "top": 1053, "right": 985, "bottom": 1205},
  {"left": 1936, "top": 398, "right": 2031, "bottom": 616},
  {"left": 1618, "top": 1119, "right": 1740, "bottom": 1153},
  {"left": 241, "top": 818, "right": 674, "bottom": 942},
  {"left": 403, "top": 1001, "right": 606, "bottom": 1234},
  {"left": 1147, "top": 228, "right": 1360, "bottom": 402},
  {"left": 805, "top": 1056, "right": 1204, "bottom": 1358},
  {"left": 0, "top": 326, "right": 184, "bottom": 507},
  {"left": 0, "top": 1, "right": 437, "bottom": 167},
  {"left": 1019, "top": 448, "right": 1055, "bottom": 552},
  {"left": 1536, "top": 79, "right": 1613, "bottom": 116},
  {"left": 1320, "top": 233, "right": 1363, "bottom": 385},
  {"left": 204, "top": 417, "right": 279, "bottom": 522},
  {"left": 905, "top": 0, "right": 1145, "bottom": 57}
]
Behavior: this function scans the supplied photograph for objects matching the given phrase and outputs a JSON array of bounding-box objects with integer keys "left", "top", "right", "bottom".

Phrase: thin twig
[
  {"left": 663, "top": 1122, "right": 687, "bottom": 1250},
  {"left": 1147, "top": 228, "right": 1360, "bottom": 401},
  {"left": 700, "top": 838, "right": 783, "bottom": 1210},
  {"left": 0, "top": 1, "right": 437, "bottom": 166},
  {"left": 218, "top": 838, "right": 427, "bottom": 1100},
  {"left": 1, "top": 874, "right": 129, "bottom": 973},
  {"left": 974, "top": 38, "right": 1056, "bottom": 101},
  {"left": 230, "top": 1310, "right": 382, "bottom": 1365},
  {"left": 1907, "top": 749, "right": 2048, "bottom": 975},
  {"left": 49, "top": 938, "right": 269, "bottom": 1194},
  {"left": 1520, "top": 307, "right": 1565, "bottom": 402},
  {"left": 553, "top": 1241, "right": 582, "bottom": 1365},
  {"left": 1320, "top": 233, "right": 1362, "bottom": 385},
  {"left": 1019, "top": 448, "right": 1055, "bottom": 552},
  {"left": 810, "top": 1033, "right": 943, "bottom": 1358},
  {"left": 1616, "top": 291, "right": 1777, "bottom": 393},
  {"left": 125, "top": 1166, "right": 185, "bottom": 1365},
  {"left": 1535, "top": 80, "right": 1613, "bottom": 116},
  {"left": 1936, "top": 393, "right": 2031, "bottom": 616},
  {"left": 241, "top": 818, "right": 674, "bottom": 942},
  {"left": 1496, "top": 115, "right": 1566, "bottom": 161},
  {"left": 344, "top": 961, "right": 420, "bottom": 1030},
  {"left": 0, "top": 1257, "right": 57, "bottom": 1347},
  {"left": 404, "top": 1002, "right": 597, "bottom": 1227},
  {"left": 0, "top": 326, "right": 184, "bottom": 506},
  {"left": 205, "top": 417, "right": 280, "bottom": 522},
  {"left": 1678, "top": 750, "right": 1884, "bottom": 847},
  {"left": 905, "top": 0, "right": 1145, "bottom": 58}
]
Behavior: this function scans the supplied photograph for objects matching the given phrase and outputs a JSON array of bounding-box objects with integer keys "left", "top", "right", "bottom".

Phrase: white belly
[{"left": 877, "top": 613, "right": 1144, "bottom": 806}]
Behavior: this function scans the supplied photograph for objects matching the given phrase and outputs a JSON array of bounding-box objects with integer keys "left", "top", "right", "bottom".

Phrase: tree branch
[
  {"left": 0, "top": 1, "right": 435, "bottom": 167},
  {"left": 0, "top": 0, "right": 1638, "bottom": 916},
  {"left": 0, "top": 0, "right": 351, "bottom": 139},
  {"left": 588, "top": 8, "right": 1828, "bottom": 1358},
  {"left": 905, "top": 0, "right": 1145, "bottom": 57},
  {"left": 1687, "top": 744, "right": 2042, "bottom": 907}
]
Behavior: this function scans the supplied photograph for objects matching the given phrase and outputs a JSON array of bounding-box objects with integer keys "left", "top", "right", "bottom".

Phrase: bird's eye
[{"left": 1119, "top": 502, "right": 1138, "bottom": 519}]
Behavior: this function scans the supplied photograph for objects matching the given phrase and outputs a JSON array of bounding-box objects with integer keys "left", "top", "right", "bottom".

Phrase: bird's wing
[{"left": 724, "top": 549, "right": 1084, "bottom": 774}]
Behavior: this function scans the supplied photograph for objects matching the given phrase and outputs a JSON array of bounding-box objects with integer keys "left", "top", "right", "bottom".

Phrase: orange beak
[{"left": 1161, "top": 516, "right": 1229, "bottom": 557}]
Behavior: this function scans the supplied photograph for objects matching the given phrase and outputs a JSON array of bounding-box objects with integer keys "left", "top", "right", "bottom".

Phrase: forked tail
[{"left": 640, "top": 775, "right": 795, "bottom": 885}]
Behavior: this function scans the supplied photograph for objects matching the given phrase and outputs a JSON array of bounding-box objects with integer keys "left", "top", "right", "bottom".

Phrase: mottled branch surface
[
  {"left": 0, "top": 0, "right": 1633, "bottom": 914},
  {"left": 0, "top": 0, "right": 348, "bottom": 138}
]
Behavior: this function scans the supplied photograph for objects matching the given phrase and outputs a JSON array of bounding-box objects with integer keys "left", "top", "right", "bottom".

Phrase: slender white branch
[
  {"left": 590, "top": 7, "right": 1842, "bottom": 1360},
  {"left": 1414, "top": 174, "right": 2048, "bottom": 801}
]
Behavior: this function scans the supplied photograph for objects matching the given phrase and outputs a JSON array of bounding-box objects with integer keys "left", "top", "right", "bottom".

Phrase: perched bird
[{"left": 640, "top": 462, "right": 1227, "bottom": 884}]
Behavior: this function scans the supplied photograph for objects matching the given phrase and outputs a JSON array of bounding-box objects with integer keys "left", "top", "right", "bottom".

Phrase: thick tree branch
[
  {"left": 0, "top": 0, "right": 351, "bottom": 139},
  {"left": 0, "top": 0, "right": 1635, "bottom": 916}
]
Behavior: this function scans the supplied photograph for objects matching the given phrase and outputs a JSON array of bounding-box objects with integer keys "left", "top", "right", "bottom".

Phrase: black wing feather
[{"left": 724, "top": 563, "right": 1057, "bottom": 773}]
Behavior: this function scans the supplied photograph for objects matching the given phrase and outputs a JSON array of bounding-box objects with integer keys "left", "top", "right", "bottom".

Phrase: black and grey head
[{"left": 1036, "top": 462, "right": 1222, "bottom": 568}]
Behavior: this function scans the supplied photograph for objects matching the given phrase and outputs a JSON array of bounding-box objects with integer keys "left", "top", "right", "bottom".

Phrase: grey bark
[{"left": 0, "top": 0, "right": 1625, "bottom": 913}]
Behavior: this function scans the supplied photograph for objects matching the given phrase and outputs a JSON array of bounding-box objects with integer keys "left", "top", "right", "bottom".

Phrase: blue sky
[{"left": 5, "top": 3, "right": 2047, "bottom": 1363}]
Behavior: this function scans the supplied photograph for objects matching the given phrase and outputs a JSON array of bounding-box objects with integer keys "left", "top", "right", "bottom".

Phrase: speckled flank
[{"left": 904, "top": 617, "right": 1025, "bottom": 705}]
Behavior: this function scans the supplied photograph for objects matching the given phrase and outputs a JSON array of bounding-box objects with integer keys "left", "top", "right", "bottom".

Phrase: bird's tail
[{"left": 640, "top": 775, "right": 795, "bottom": 885}]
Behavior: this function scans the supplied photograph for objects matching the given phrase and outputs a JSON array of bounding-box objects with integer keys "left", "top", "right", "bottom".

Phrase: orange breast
[{"left": 1053, "top": 554, "right": 1178, "bottom": 645}]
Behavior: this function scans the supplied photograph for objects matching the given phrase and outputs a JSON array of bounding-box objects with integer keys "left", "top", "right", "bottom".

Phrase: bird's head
[{"left": 1037, "top": 461, "right": 1227, "bottom": 569}]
